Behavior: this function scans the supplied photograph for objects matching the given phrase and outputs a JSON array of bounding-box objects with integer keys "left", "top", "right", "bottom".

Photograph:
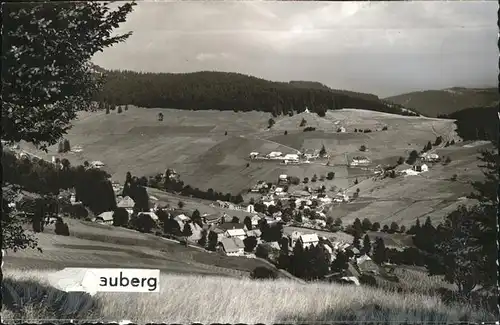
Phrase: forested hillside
[
  {"left": 443, "top": 104, "right": 499, "bottom": 143},
  {"left": 385, "top": 87, "right": 498, "bottom": 117},
  {"left": 94, "top": 69, "right": 417, "bottom": 117}
]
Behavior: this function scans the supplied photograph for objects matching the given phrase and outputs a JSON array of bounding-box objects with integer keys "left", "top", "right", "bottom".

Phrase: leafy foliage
[{"left": 2, "top": 1, "right": 136, "bottom": 150}]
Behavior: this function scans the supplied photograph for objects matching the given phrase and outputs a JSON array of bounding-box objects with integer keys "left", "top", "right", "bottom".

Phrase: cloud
[{"left": 93, "top": 1, "right": 497, "bottom": 97}]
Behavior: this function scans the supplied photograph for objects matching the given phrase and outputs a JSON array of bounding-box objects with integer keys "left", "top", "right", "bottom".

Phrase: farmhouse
[
  {"left": 266, "top": 151, "right": 283, "bottom": 159},
  {"left": 251, "top": 215, "right": 261, "bottom": 226},
  {"left": 117, "top": 196, "right": 135, "bottom": 215},
  {"left": 246, "top": 204, "right": 255, "bottom": 213},
  {"left": 217, "top": 222, "right": 247, "bottom": 232},
  {"left": 174, "top": 214, "right": 191, "bottom": 225},
  {"left": 420, "top": 152, "right": 440, "bottom": 162},
  {"left": 225, "top": 228, "right": 247, "bottom": 241},
  {"left": 246, "top": 229, "right": 262, "bottom": 238},
  {"left": 412, "top": 162, "right": 429, "bottom": 173},
  {"left": 95, "top": 211, "right": 113, "bottom": 224},
  {"left": 278, "top": 174, "right": 288, "bottom": 184},
  {"left": 91, "top": 160, "right": 105, "bottom": 168},
  {"left": 356, "top": 254, "right": 379, "bottom": 275},
  {"left": 283, "top": 153, "right": 299, "bottom": 161},
  {"left": 299, "top": 233, "right": 320, "bottom": 249},
  {"left": 219, "top": 237, "right": 245, "bottom": 256},
  {"left": 350, "top": 156, "right": 370, "bottom": 166}
]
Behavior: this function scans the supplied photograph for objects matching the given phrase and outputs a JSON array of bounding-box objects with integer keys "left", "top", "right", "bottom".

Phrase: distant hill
[
  {"left": 95, "top": 68, "right": 418, "bottom": 117},
  {"left": 384, "top": 87, "right": 498, "bottom": 117},
  {"left": 443, "top": 104, "right": 498, "bottom": 144},
  {"left": 289, "top": 81, "right": 381, "bottom": 102}
]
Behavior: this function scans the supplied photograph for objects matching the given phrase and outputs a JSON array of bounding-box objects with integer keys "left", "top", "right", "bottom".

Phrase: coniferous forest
[{"left": 94, "top": 68, "right": 418, "bottom": 117}]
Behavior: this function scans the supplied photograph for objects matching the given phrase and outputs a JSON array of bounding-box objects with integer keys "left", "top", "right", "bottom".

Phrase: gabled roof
[
  {"left": 117, "top": 196, "right": 135, "bottom": 208},
  {"left": 97, "top": 211, "right": 114, "bottom": 221},
  {"left": 225, "top": 228, "right": 246, "bottom": 237},
  {"left": 246, "top": 229, "right": 262, "bottom": 237},
  {"left": 217, "top": 222, "right": 245, "bottom": 231},
  {"left": 300, "top": 233, "right": 319, "bottom": 243},
  {"left": 220, "top": 237, "right": 245, "bottom": 253}
]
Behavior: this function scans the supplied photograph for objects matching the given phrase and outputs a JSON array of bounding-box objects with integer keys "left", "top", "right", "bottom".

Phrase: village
[{"left": 4, "top": 135, "right": 446, "bottom": 286}]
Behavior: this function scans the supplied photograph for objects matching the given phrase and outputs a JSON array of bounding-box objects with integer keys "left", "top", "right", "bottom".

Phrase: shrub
[
  {"left": 255, "top": 244, "right": 270, "bottom": 259},
  {"left": 284, "top": 130, "right": 288, "bottom": 135},
  {"left": 250, "top": 266, "right": 278, "bottom": 280},
  {"left": 397, "top": 156, "right": 405, "bottom": 165},
  {"left": 303, "top": 127, "right": 316, "bottom": 132},
  {"left": 300, "top": 118, "right": 307, "bottom": 127},
  {"left": 450, "top": 174, "right": 458, "bottom": 181},
  {"left": 360, "top": 145, "right": 367, "bottom": 152},
  {"left": 382, "top": 126, "right": 388, "bottom": 131},
  {"left": 327, "top": 172, "right": 335, "bottom": 180},
  {"left": 444, "top": 156, "right": 452, "bottom": 164},
  {"left": 117, "top": 106, "right": 123, "bottom": 114},
  {"left": 112, "top": 207, "right": 129, "bottom": 227},
  {"left": 303, "top": 177, "right": 309, "bottom": 184},
  {"left": 55, "top": 218, "right": 70, "bottom": 236},
  {"left": 359, "top": 274, "right": 377, "bottom": 287}
]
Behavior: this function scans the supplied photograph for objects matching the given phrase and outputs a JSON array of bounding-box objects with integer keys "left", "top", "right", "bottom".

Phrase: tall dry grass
[{"left": 2, "top": 269, "right": 496, "bottom": 324}]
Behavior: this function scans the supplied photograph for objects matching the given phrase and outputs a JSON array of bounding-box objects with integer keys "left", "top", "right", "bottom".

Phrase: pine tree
[
  {"left": 319, "top": 145, "right": 327, "bottom": 157},
  {"left": 362, "top": 234, "right": 371, "bottom": 255},
  {"left": 63, "top": 139, "right": 71, "bottom": 152},
  {"left": 352, "top": 232, "right": 361, "bottom": 250},
  {"left": 372, "top": 237, "right": 386, "bottom": 264}
]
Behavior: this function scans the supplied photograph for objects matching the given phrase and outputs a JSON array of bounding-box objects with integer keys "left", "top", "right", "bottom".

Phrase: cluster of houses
[{"left": 249, "top": 150, "right": 321, "bottom": 165}]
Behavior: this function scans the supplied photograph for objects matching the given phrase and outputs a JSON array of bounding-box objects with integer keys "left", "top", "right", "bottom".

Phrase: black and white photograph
[{"left": 2, "top": 0, "right": 498, "bottom": 323}]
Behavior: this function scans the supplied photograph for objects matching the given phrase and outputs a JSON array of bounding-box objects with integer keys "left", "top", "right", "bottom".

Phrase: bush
[
  {"left": 250, "top": 266, "right": 278, "bottom": 280},
  {"left": 117, "top": 106, "right": 123, "bottom": 114},
  {"left": 300, "top": 118, "right": 307, "bottom": 127},
  {"left": 382, "top": 126, "right": 388, "bottom": 131},
  {"left": 360, "top": 145, "right": 367, "bottom": 152},
  {"left": 255, "top": 244, "right": 270, "bottom": 259},
  {"left": 450, "top": 174, "right": 458, "bottom": 181},
  {"left": 303, "top": 127, "right": 316, "bottom": 132},
  {"left": 326, "top": 172, "right": 335, "bottom": 180},
  {"left": 359, "top": 274, "right": 377, "bottom": 287},
  {"left": 55, "top": 218, "right": 70, "bottom": 236},
  {"left": 112, "top": 207, "right": 129, "bottom": 227},
  {"left": 284, "top": 130, "right": 288, "bottom": 135}
]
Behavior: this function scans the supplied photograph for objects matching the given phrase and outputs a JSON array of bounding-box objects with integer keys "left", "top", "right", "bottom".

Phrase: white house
[
  {"left": 246, "top": 204, "right": 255, "bottom": 213},
  {"left": 95, "top": 211, "right": 114, "bottom": 224},
  {"left": 219, "top": 237, "right": 245, "bottom": 256},
  {"left": 251, "top": 215, "right": 261, "bottom": 226},
  {"left": 283, "top": 153, "right": 299, "bottom": 161},
  {"left": 350, "top": 156, "right": 370, "bottom": 166},
  {"left": 267, "top": 151, "right": 282, "bottom": 159},
  {"left": 420, "top": 153, "right": 440, "bottom": 162},
  {"left": 413, "top": 163, "right": 429, "bottom": 173},
  {"left": 299, "top": 233, "right": 320, "bottom": 249},
  {"left": 91, "top": 161, "right": 105, "bottom": 168},
  {"left": 246, "top": 229, "right": 262, "bottom": 238},
  {"left": 174, "top": 214, "right": 191, "bottom": 225},
  {"left": 225, "top": 228, "right": 247, "bottom": 241}
]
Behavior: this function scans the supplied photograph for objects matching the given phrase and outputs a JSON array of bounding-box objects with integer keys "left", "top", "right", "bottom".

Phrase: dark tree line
[
  {"left": 440, "top": 105, "right": 497, "bottom": 142},
  {"left": 149, "top": 172, "right": 244, "bottom": 204},
  {"left": 94, "top": 70, "right": 418, "bottom": 117},
  {"left": 3, "top": 151, "right": 116, "bottom": 215}
]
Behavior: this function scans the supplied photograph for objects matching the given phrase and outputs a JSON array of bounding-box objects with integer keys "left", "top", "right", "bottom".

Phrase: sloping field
[
  {"left": 4, "top": 269, "right": 494, "bottom": 323},
  {"left": 265, "top": 109, "right": 459, "bottom": 165},
  {"left": 3, "top": 218, "right": 271, "bottom": 278},
  {"left": 328, "top": 142, "right": 492, "bottom": 226}
]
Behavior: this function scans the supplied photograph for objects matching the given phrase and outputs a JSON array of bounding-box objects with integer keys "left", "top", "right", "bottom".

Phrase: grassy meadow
[{"left": 2, "top": 269, "right": 496, "bottom": 324}]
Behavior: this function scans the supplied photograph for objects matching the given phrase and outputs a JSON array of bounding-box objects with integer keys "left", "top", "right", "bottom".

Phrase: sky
[{"left": 93, "top": 0, "right": 498, "bottom": 98}]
